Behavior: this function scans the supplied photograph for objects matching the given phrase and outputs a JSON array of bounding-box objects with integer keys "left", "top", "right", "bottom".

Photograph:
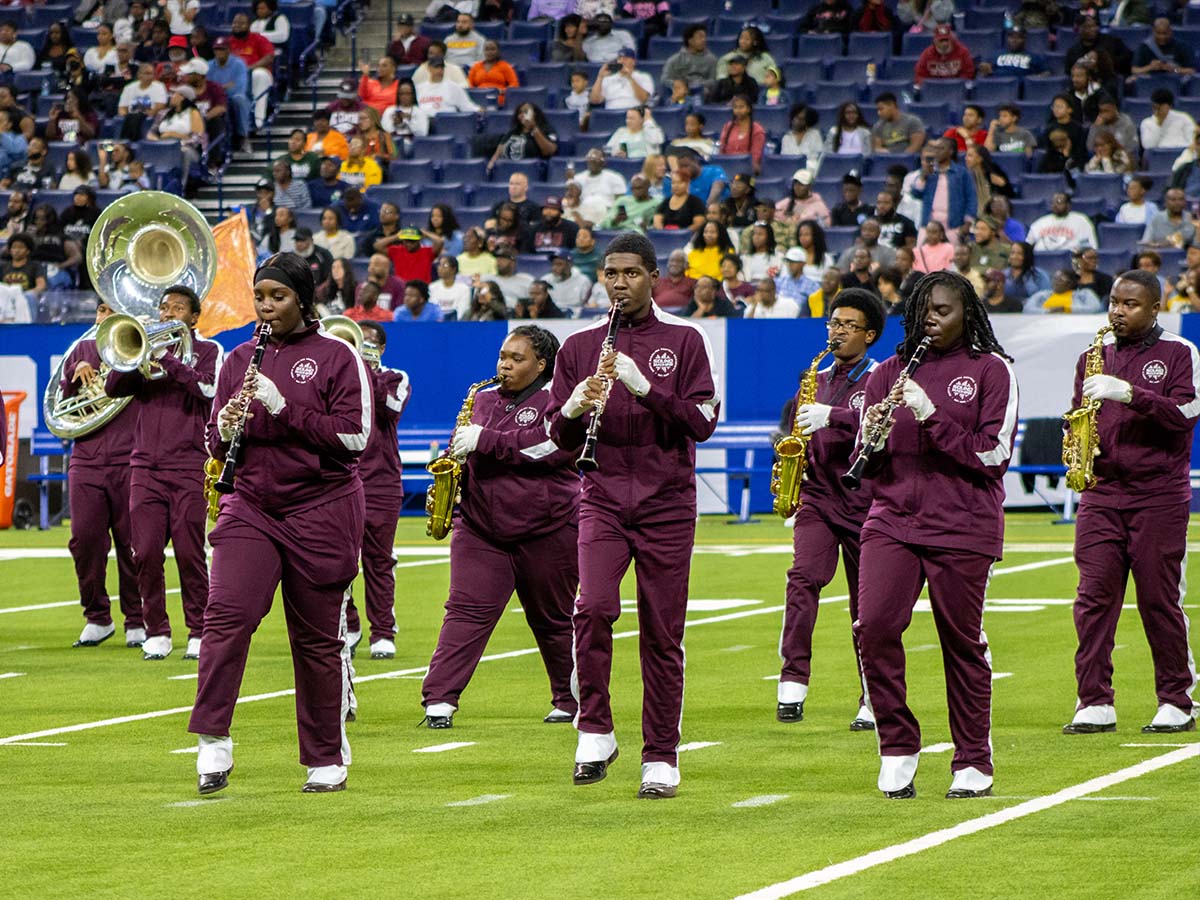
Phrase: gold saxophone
[
  {"left": 771, "top": 340, "right": 837, "bottom": 518},
  {"left": 425, "top": 375, "right": 502, "bottom": 540},
  {"left": 1062, "top": 324, "right": 1114, "bottom": 493}
]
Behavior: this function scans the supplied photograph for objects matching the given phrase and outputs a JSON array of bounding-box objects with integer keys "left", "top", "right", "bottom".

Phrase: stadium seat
[
  {"left": 905, "top": 102, "right": 950, "bottom": 129},
  {"left": 471, "top": 184, "right": 510, "bottom": 208},
  {"left": 765, "top": 33, "right": 795, "bottom": 60},
  {"left": 475, "top": 22, "right": 505, "bottom": 40},
  {"left": 370, "top": 184, "right": 413, "bottom": 208},
  {"left": 1019, "top": 174, "right": 1066, "bottom": 202},
  {"left": 410, "top": 135, "right": 460, "bottom": 161},
  {"left": 504, "top": 86, "right": 549, "bottom": 110},
  {"left": 792, "top": 34, "right": 843, "bottom": 61},
  {"left": 666, "top": 16, "right": 711, "bottom": 37},
  {"left": 1021, "top": 29, "right": 1052, "bottom": 56},
  {"left": 573, "top": 135, "right": 610, "bottom": 155},
  {"left": 759, "top": 154, "right": 807, "bottom": 182},
  {"left": 1074, "top": 174, "right": 1125, "bottom": 212},
  {"left": 646, "top": 229, "right": 692, "bottom": 252},
  {"left": 509, "top": 20, "right": 554, "bottom": 41},
  {"left": 455, "top": 205, "right": 493, "bottom": 230},
  {"left": 919, "top": 80, "right": 968, "bottom": 107},
  {"left": 957, "top": 29, "right": 999, "bottom": 54},
  {"left": 710, "top": 154, "right": 754, "bottom": 178},
  {"left": 807, "top": 82, "right": 863, "bottom": 107},
  {"left": 779, "top": 59, "right": 825, "bottom": 85},
  {"left": 1098, "top": 248, "right": 1131, "bottom": 274},
  {"left": 901, "top": 32, "right": 934, "bottom": 56},
  {"left": 136, "top": 140, "right": 183, "bottom": 179},
  {"left": 830, "top": 58, "right": 877, "bottom": 84},
  {"left": 388, "top": 159, "right": 431, "bottom": 182},
  {"left": 31, "top": 190, "right": 74, "bottom": 215},
  {"left": 441, "top": 159, "right": 488, "bottom": 184},
  {"left": 1037, "top": 250, "right": 1073, "bottom": 276},
  {"left": 483, "top": 109, "right": 512, "bottom": 135},
  {"left": 990, "top": 152, "right": 1028, "bottom": 182},
  {"left": 45, "top": 141, "right": 75, "bottom": 174},
  {"left": 819, "top": 154, "right": 867, "bottom": 180},
  {"left": 466, "top": 89, "right": 500, "bottom": 109},
  {"left": 647, "top": 36, "right": 677, "bottom": 60},
  {"left": 503, "top": 40, "right": 543, "bottom": 65},
  {"left": 589, "top": 108, "right": 630, "bottom": 135},
  {"left": 607, "top": 158, "right": 644, "bottom": 180},
  {"left": 754, "top": 106, "right": 791, "bottom": 140},
  {"left": 824, "top": 227, "right": 858, "bottom": 255},
  {"left": 1099, "top": 223, "right": 1145, "bottom": 253},
  {"left": 1010, "top": 198, "right": 1045, "bottom": 222},
  {"left": 523, "top": 64, "right": 569, "bottom": 91},
  {"left": 545, "top": 109, "right": 581, "bottom": 138},
  {"left": 847, "top": 32, "right": 893, "bottom": 60},
  {"left": 971, "top": 78, "right": 1020, "bottom": 106},
  {"left": 962, "top": 8, "right": 1006, "bottom": 29},
  {"left": 650, "top": 106, "right": 685, "bottom": 136},
  {"left": 1071, "top": 197, "right": 1106, "bottom": 219},
  {"left": 1144, "top": 148, "right": 1180, "bottom": 176},
  {"left": 1020, "top": 78, "right": 1067, "bottom": 105},
  {"left": 492, "top": 158, "right": 546, "bottom": 182},
  {"left": 1127, "top": 73, "right": 1183, "bottom": 99}
]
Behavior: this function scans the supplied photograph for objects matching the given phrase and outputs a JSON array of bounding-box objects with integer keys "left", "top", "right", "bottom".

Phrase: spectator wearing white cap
[
  {"left": 775, "top": 246, "right": 822, "bottom": 313},
  {"left": 776, "top": 169, "right": 830, "bottom": 229},
  {"left": 589, "top": 47, "right": 653, "bottom": 110},
  {"left": 181, "top": 58, "right": 228, "bottom": 132},
  {"left": 744, "top": 275, "right": 800, "bottom": 318}
]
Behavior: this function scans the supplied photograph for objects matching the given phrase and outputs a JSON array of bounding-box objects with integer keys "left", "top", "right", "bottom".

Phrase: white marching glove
[
  {"left": 451, "top": 423, "right": 482, "bottom": 457},
  {"left": 795, "top": 403, "right": 832, "bottom": 436},
  {"left": 562, "top": 379, "right": 592, "bottom": 419},
  {"left": 1082, "top": 374, "right": 1132, "bottom": 404},
  {"left": 217, "top": 397, "right": 241, "bottom": 442},
  {"left": 614, "top": 352, "right": 650, "bottom": 397},
  {"left": 253, "top": 373, "right": 286, "bottom": 415},
  {"left": 902, "top": 378, "right": 936, "bottom": 422}
]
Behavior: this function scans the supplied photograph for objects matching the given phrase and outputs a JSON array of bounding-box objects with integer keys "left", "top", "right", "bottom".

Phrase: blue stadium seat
[
  {"left": 1127, "top": 73, "right": 1184, "bottom": 99},
  {"left": 1021, "top": 29, "right": 1052, "bottom": 56},
  {"left": 1145, "top": 147, "right": 1180, "bottom": 176},
  {"left": 1157, "top": 248, "right": 1187, "bottom": 274},
  {"left": 876, "top": 152, "right": 917, "bottom": 173},
  {"left": 1010, "top": 198, "right": 1045, "bottom": 222},
  {"left": 136, "top": 140, "right": 183, "bottom": 178},
  {"left": 30, "top": 190, "right": 74, "bottom": 215},
  {"left": 1071, "top": 197, "right": 1107, "bottom": 219},
  {"left": 847, "top": 32, "right": 893, "bottom": 60},
  {"left": 1177, "top": 97, "right": 1200, "bottom": 121},
  {"left": 589, "top": 108, "right": 629, "bottom": 134},
  {"left": 45, "top": 141, "right": 75, "bottom": 174},
  {"left": 754, "top": 177, "right": 786, "bottom": 200},
  {"left": 824, "top": 227, "right": 859, "bottom": 255},
  {"left": 792, "top": 34, "right": 843, "bottom": 61},
  {"left": 1098, "top": 248, "right": 1132, "bottom": 273},
  {"left": 1019, "top": 173, "right": 1066, "bottom": 201},
  {"left": 482, "top": 109, "right": 511, "bottom": 135},
  {"left": 410, "top": 135, "right": 460, "bottom": 161},
  {"left": 647, "top": 36, "right": 678, "bottom": 60},
  {"left": 69, "top": 27, "right": 99, "bottom": 48},
  {"left": 1021, "top": 77, "right": 1068, "bottom": 105},
  {"left": 754, "top": 106, "right": 791, "bottom": 139},
  {"left": 819, "top": 154, "right": 867, "bottom": 180},
  {"left": 413, "top": 181, "right": 470, "bottom": 206},
  {"left": 780, "top": 58, "right": 826, "bottom": 85},
  {"left": 807, "top": 82, "right": 863, "bottom": 107},
  {"left": 545, "top": 160, "right": 580, "bottom": 182},
  {"left": 1036, "top": 250, "right": 1074, "bottom": 278},
  {"left": 476, "top": 22, "right": 506, "bottom": 40},
  {"left": 509, "top": 20, "right": 554, "bottom": 41},
  {"left": 666, "top": 17, "right": 712, "bottom": 37},
  {"left": 523, "top": 63, "right": 569, "bottom": 91},
  {"left": 901, "top": 32, "right": 934, "bottom": 56},
  {"left": 971, "top": 78, "right": 1020, "bottom": 105},
  {"left": 710, "top": 153, "right": 754, "bottom": 178},
  {"left": 471, "top": 184, "right": 510, "bottom": 208},
  {"left": 572, "top": 134, "right": 609, "bottom": 155},
  {"left": 760, "top": 154, "right": 807, "bottom": 182},
  {"left": 957, "top": 29, "right": 999, "bottom": 54},
  {"left": 919, "top": 79, "right": 968, "bottom": 107},
  {"left": 440, "top": 159, "right": 488, "bottom": 184},
  {"left": 371, "top": 184, "right": 414, "bottom": 207},
  {"left": 492, "top": 158, "right": 546, "bottom": 182},
  {"left": 455, "top": 205, "right": 493, "bottom": 230},
  {"left": 765, "top": 33, "right": 795, "bottom": 60},
  {"left": 13, "top": 71, "right": 49, "bottom": 96},
  {"left": 1109, "top": 25, "right": 1151, "bottom": 48},
  {"left": 651, "top": 106, "right": 686, "bottom": 137},
  {"left": 503, "top": 39, "right": 543, "bottom": 65},
  {"left": 388, "top": 159, "right": 432, "bottom": 182},
  {"left": 607, "top": 158, "right": 644, "bottom": 180},
  {"left": 905, "top": 102, "right": 950, "bottom": 128},
  {"left": 544, "top": 109, "right": 581, "bottom": 138},
  {"left": 990, "top": 151, "right": 1028, "bottom": 182},
  {"left": 466, "top": 89, "right": 500, "bottom": 109},
  {"left": 645, "top": 229, "right": 693, "bottom": 252},
  {"left": 830, "top": 58, "right": 877, "bottom": 84},
  {"left": 962, "top": 8, "right": 1006, "bottom": 30},
  {"left": 504, "top": 86, "right": 549, "bottom": 110},
  {"left": 1074, "top": 174, "right": 1125, "bottom": 212}
]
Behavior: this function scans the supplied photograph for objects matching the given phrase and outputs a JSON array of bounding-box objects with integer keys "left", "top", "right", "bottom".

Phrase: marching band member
[
  {"left": 343, "top": 320, "right": 411, "bottom": 662},
  {"left": 189, "top": 253, "right": 373, "bottom": 794},
  {"left": 854, "top": 271, "right": 1017, "bottom": 800},
  {"left": 549, "top": 233, "right": 720, "bottom": 800},
  {"left": 421, "top": 326, "right": 580, "bottom": 728},
  {"left": 776, "top": 289, "right": 884, "bottom": 730},
  {"left": 63, "top": 299, "right": 143, "bottom": 648},
  {"left": 105, "top": 286, "right": 223, "bottom": 661},
  {"left": 1064, "top": 270, "right": 1199, "bottom": 736}
]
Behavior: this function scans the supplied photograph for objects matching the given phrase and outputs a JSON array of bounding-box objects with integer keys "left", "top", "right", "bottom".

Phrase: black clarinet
[
  {"left": 576, "top": 300, "right": 623, "bottom": 472},
  {"left": 841, "top": 336, "right": 933, "bottom": 491},
  {"left": 214, "top": 322, "right": 272, "bottom": 495}
]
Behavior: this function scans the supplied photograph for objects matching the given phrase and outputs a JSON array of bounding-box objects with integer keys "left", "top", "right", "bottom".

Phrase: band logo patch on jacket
[
  {"left": 291, "top": 358, "right": 319, "bottom": 384},
  {"left": 849, "top": 390, "right": 866, "bottom": 412},
  {"left": 948, "top": 375, "right": 977, "bottom": 403},
  {"left": 648, "top": 347, "right": 677, "bottom": 377},
  {"left": 1142, "top": 360, "right": 1167, "bottom": 384},
  {"left": 514, "top": 406, "right": 538, "bottom": 426}
]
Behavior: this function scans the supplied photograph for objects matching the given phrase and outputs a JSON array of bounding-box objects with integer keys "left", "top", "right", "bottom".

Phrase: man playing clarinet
[
  {"left": 1063, "top": 270, "right": 1199, "bottom": 736},
  {"left": 853, "top": 272, "right": 1018, "bottom": 800},
  {"left": 549, "top": 233, "right": 720, "bottom": 800}
]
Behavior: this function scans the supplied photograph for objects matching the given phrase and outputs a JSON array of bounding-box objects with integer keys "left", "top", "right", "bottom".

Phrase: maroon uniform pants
[
  {"left": 69, "top": 463, "right": 141, "bottom": 630},
  {"left": 345, "top": 498, "right": 401, "bottom": 643},
  {"left": 422, "top": 518, "right": 578, "bottom": 713},
  {"left": 856, "top": 532, "right": 995, "bottom": 776},
  {"left": 129, "top": 467, "right": 208, "bottom": 639},
  {"left": 780, "top": 501, "right": 864, "bottom": 704},
  {"left": 574, "top": 508, "right": 695, "bottom": 767},
  {"left": 189, "top": 489, "right": 364, "bottom": 767},
  {"left": 1073, "top": 501, "right": 1196, "bottom": 712}
]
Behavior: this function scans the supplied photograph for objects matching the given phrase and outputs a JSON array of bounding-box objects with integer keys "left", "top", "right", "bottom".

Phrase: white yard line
[
  {"left": 732, "top": 745, "right": 1200, "bottom": 900},
  {"left": 678, "top": 741, "right": 721, "bottom": 753},
  {"left": 920, "top": 743, "right": 955, "bottom": 754},
  {"left": 167, "top": 674, "right": 198, "bottom": 681},
  {"left": 2, "top": 741, "right": 66, "bottom": 747},
  {"left": 991, "top": 557, "right": 1075, "bottom": 576},
  {"left": 0, "top": 672, "right": 26, "bottom": 680},
  {"left": 732, "top": 794, "right": 789, "bottom": 809},
  {"left": 0, "top": 562, "right": 1053, "bottom": 747},
  {"left": 0, "top": 601, "right": 77, "bottom": 614},
  {"left": 1120, "top": 742, "right": 1198, "bottom": 748},
  {"left": 992, "top": 673, "right": 1014, "bottom": 681},
  {"left": 1072, "top": 796, "right": 1157, "bottom": 802},
  {"left": 445, "top": 794, "right": 510, "bottom": 807},
  {"left": 413, "top": 742, "right": 475, "bottom": 754}
]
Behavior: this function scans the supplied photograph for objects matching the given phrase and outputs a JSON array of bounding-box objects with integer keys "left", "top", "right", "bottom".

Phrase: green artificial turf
[{"left": 0, "top": 512, "right": 1196, "bottom": 899}]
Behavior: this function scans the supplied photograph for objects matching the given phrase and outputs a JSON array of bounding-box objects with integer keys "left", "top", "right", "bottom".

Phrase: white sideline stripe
[
  {"left": 992, "top": 672, "right": 1014, "bottom": 681},
  {"left": 1, "top": 741, "right": 66, "bottom": 747},
  {"left": 732, "top": 794, "right": 789, "bottom": 808},
  {"left": 0, "top": 561, "right": 1043, "bottom": 747},
  {"left": 985, "top": 605, "right": 1045, "bottom": 613},
  {"left": 909, "top": 644, "right": 938, "bottom": 652},
  {"left": 1120, "top": 742, "right": 1198, "bottom": 748},
  {"left": 166, "top": 799, "right": 225, "bottom": 808},
  {"left": 0, "top": 672, "right": 26, "bottom": 679},
  {"left": 446, "top": 794, "right": 510, "bottom": 807},
  {"left": 0, "top": 601, "right": 77, "bottom": 614},
  {"left": 1072, "top": 796, "right": 1157, "bottom": 802},
  {"left": 991, "top": 557, "right": 1074, "bottom": 576},
  {"left": 678, "top": 741, "right": 721, "bottom": 753},
  {"left": 762, "top": 675, "right": 781, "bottom": 681},
  {"left": 413, "top": 742, "right": 475, "bottom": 754},
  {"left": 732, "top": 745, "right": 1200, "bottom": 900},
  {"left": 920, "top": 743, "right": 955, "bottom": 754},
  {"left": 722, "top": 645, "right": 754, "bottom": 653},
  {"left": 167, "top": 674, "right": 198, "bottom": 681},
  {"left": 171, "top": 747, "right": 199, "bottom": 754}
]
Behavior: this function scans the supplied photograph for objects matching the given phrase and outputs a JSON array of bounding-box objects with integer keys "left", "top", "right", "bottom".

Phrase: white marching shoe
[
  {"left": 141, "top": 635, "right": 173, "bottom": 660},
  {"left": 302, "top": 764, "right": 347, "bottom": 793},
  {"left": 73, "top": 623, "right": 115, "bottom": 647},
  {"left": 946, "top": 766, "right": 993, "bottom": 799},
  {"left": 197, "top": 734, "right": 234, "bottom": 794},
  {"left": 1063, "top": 704, "right": 1117, "bottom": 734},
  {"left": 183, "top": 638, "right": 202, "bottom": 660},
  {"left": 369, "top": 638, "right": 396, "bottom": 659},
  {"left": 125, "top": 627, "right": 146, "bottom": 648},
  {"left": 878, "top": 754, "right": 918, "bottom": 799}
]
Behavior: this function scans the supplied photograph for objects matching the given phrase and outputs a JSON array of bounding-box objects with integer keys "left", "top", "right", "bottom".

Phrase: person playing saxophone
[
  {"left": 420, "top": 326, "right": 580, "bottom": 729},
  {"left": 774, "top": 289, "right": 884, "bottom": 731},
  {"left": 1063, "top": 270, "right": 1200, "bottom": 737}
]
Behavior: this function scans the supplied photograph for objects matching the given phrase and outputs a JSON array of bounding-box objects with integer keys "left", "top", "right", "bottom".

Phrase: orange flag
[{"left": 197, "top": 213, "right": 257, "bottom": 338}]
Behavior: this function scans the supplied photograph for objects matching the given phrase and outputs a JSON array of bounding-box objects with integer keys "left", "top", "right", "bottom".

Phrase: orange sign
[
  {"left": 1, "top": 391, "right": 26, "bottom": 529},
  {"left": 197, "top": 213, "right": 257, "bottom": 338}
]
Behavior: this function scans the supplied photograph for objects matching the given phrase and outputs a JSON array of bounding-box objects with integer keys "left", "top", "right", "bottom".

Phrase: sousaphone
[{"left": 43, "top": 192, "right": 217, "bottom": 439}]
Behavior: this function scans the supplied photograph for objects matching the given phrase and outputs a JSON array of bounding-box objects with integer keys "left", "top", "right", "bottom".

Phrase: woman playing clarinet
[
  {"left": 188, "top": 252, "right": 374, "bottom": 795},
  {"left": 853, "top": 271, "right": 1018, "bottom": 801}
]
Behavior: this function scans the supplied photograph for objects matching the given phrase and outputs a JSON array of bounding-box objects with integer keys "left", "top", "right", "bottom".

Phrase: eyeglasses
[{"left": 827, "top": 320, "right": 866, "bottom": 333}]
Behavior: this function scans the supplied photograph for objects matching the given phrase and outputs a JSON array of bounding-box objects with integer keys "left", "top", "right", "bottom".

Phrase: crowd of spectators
[{"left": 15, "top": 0, "right": 1200, "bottom": 323}]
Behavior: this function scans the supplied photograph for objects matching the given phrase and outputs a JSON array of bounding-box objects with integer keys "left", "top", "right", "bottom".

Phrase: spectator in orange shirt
[
  {"left": 468, "top": 40, "right": 519, "bottom": 106},
  {"left": 344, "top": 282, "right": 393, "bottom": 322},
  {"left": 305, "top": 108, "right": 349, "bottom": 159},
  {"left": 358, "top": 55, "right": 401, "bottom": 114}
]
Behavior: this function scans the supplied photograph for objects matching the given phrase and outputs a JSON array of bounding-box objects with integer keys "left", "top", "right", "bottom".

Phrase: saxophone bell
[
  {"left": 425, "top": 375, "right": 502, "bottom": 540},
  {"left": 770, "top": 339, "right": 838, "bottom": 519}
]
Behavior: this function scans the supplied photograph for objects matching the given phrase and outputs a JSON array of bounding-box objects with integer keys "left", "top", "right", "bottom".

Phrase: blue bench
[{"left": 26, "top": 428, "right": 70, "bottom": 530}]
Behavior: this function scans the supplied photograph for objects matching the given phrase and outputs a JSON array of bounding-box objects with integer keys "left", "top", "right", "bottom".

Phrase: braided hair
[
  {"left": 899, "top": 271, "right": 1012, "bottom": 362},
  {"left": 510, "top": 325, "right": 560, "bottom": 378}
]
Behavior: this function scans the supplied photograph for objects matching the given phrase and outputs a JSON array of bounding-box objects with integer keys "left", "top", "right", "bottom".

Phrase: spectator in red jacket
[
  {"left": 914, "top": 24, "right": 975, "bottom": 85},
  {"left": 717, "top": 95, "right": 768, "bottom": 174},
  {"left": 387, "top": 13, "right": 431, "bottom": 65}
]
